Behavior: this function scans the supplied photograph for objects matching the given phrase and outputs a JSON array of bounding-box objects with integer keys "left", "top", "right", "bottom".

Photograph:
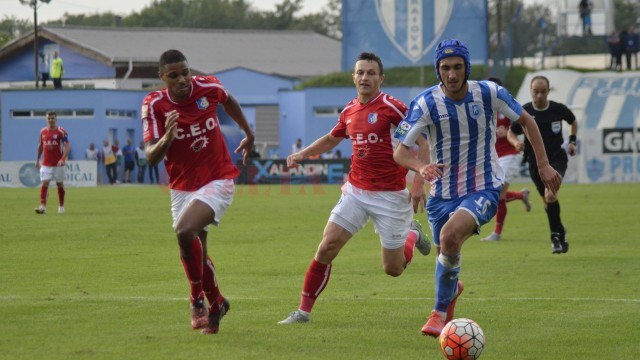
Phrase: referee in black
[{"left": 508, "top": 75, "right": 578, "bottom": 254}]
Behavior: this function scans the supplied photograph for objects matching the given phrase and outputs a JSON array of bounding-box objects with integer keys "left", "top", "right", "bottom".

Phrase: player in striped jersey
[
  {"left": 35, "top": 111, "right": 70, "bottom": 214},
  {"left": 393, "top": 39, "right": 561, "bottom": 337},
  {"left": 278, "top": 52, "right": 431, "bottom": 325}
]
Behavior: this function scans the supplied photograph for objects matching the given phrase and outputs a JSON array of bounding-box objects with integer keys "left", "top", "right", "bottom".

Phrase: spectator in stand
[
  {"left": 135, "top": 141, "right": 148, "bottom": 183},
  {"left": 113, "top": 139, "right": 123, "bottom": 183},
  {"left": 607, "top": 30, "right": 622, "bottom": 71},
  {"left": 50, "top": 51, "right": 64, "bottom": 89},
  {"left": 149, "top": 160, "right": 160, "bottom": 184},
  {"left": 102, "top": 139, "right": 117, "bottom": 184},
  {"left": 85, "top": 142, "right": 98, "bottom": 161},
  {"left": 39, "top": 53, "right": 49, "bottom": 88},
  {"left": 623, "top": 25, "right": 638, "bottom": 70},
  {"left": 291, "top": 138, "right": 303, "bottom": 154},
  {"left": 578, "top": 0, "right": 593, "bottom": 36},
  {"left": 122, "top": 138, "right": 135, "bottom": 183}
]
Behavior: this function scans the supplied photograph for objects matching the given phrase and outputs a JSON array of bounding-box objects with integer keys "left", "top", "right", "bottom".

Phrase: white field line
[{"left": 0, "top": 295, "right": 638, "bottom": 303}]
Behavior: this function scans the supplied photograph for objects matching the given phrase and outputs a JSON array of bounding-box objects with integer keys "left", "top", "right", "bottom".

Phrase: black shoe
[
  {"left": 551, "top": 233, "right": 562, "bottom": 254},
  {"left": 551, "top": 232, "right": 568, "bottom": 254}
]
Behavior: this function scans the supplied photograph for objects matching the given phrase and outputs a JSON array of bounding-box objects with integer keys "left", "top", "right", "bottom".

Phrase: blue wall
[
  {"left": 215, "top": 68, "right": 296, "bottom": 105},
  {"left": 0, "top": 41, "right": 115, "bottom": 82},
  {"left": 1, "top": 89, "right": 250, "bottom": 184}
]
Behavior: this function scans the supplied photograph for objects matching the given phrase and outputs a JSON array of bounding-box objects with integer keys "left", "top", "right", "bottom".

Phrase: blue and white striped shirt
[{"left": 394, "top": 80, "right": 523, "bottom": 199}]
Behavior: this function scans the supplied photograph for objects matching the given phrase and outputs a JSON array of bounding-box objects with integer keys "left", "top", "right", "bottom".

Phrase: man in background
[
  {"left": 50, "top": 51, "right": 64, "bottom": 89},
  {"left": 35, "top": 112, "right": 70, "bottom": 214},
  {"left": 509, "top": 75, "right": 578, "bottom": 254}
]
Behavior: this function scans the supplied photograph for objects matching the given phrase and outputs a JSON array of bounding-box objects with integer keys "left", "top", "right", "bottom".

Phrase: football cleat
[
  {"left": 481, "top": 233, "right": 501, "bottom": 241},
  {"left": 422, "top": 310, "right": 445, "bottom": 338},
  {"left": 521, "top": 188, "right": 532, "bottom": 212},
  {"left": 202, "top": 298, "right": 230, "bottom": 334},
  {"left": 411, "top": 220, "right": 431, "bottom": 256},
  {"left": 278, "top": 310, "right": 310, "bottom": 324},
  {"left": 35, "top": 206, "right": 46, "bottom": 215},
  {"left": 551, "top": 232, "right": 563, "bottom": 254},
  {"left": 551, "top": 231, "right": 568, "bottom": 254},
  {"left": 58, "top": 206, "right": 65, "bottom": 214},
  {"left": 191, "top": 298, "right": 209, "bottom": 330}
]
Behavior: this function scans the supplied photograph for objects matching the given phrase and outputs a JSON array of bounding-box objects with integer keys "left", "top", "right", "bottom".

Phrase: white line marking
[{"left": 1, "top": 295, "right": 638, "bottom": 303}]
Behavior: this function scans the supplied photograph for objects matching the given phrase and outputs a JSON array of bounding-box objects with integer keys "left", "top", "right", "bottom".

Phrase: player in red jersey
[
  {"left": 142, "top": 49, "right": 254, "bottom": 335},
  {"left": 278, "top": 52, "right": 431, "bottom": 325},
  {"left": 35, "top": 111, "right": 70, "bottom": 214},
  {"left": 481, "top": 78, "right": 532, "bottom": 241}
]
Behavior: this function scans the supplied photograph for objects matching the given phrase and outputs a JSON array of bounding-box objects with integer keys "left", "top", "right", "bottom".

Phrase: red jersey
[
  {"left": 142, "top": 76, "right": 239, "bottom": 191},
  {"left": 331, "top": 92, "right": 408, "bottom": 191},
  {"left": 495, "top": 113, "right": 519, "bottom": 157},
  {"left": 39, "top": 126, "right": 68, "bottom": 167}
]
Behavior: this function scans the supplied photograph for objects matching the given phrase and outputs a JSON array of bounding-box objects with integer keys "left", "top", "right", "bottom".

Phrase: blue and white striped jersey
[{"left": 394, "top": 80, "right": 523, "bottom": 199}]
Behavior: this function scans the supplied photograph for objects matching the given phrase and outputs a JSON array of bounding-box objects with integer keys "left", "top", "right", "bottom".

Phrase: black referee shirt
[{"left": 511, "top": 100, "right": 576, "bottom": 164}]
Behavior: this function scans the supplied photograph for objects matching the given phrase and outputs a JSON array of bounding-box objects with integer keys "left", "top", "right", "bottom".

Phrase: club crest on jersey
[
  {"left": 551, "top": 121, "right": 562, "bottom": 134},
  {"left": 196, "top": 97, "right": 209, "bottom": 110},
  {"left": 368, "top": 112, "right": 378, "bottom": 124},
  {"left": 468, "top": 102, "right": 482, "bottom": 120},
  {"left": 53, "top": 134, "right": 58, "bottom": 139}
]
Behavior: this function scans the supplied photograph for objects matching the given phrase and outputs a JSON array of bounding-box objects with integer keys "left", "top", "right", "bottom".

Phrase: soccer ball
[{"left": 439, "top": 318, "right": 485, "bottom": 360}]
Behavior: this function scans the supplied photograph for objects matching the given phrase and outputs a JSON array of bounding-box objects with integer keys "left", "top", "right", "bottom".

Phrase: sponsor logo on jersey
[
  {"left": 142, "top": 119, "right": 149, "bottom": 132},
  {"left": 190, "top": 136, "right": 209, "bottom": 152},
  {"left": 368, "top": 112, "right": 378, "bottom": 124},
  {"left": 196, "top": 97, "right": 210, "bottom": 110},
  {"left": 356, "top": 146, "right": 369, "bottom": 158}
]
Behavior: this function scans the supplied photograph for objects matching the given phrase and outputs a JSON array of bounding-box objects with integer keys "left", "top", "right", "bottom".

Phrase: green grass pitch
[{"left": 1, "top": 182, "right": 638, "bottom": 359}]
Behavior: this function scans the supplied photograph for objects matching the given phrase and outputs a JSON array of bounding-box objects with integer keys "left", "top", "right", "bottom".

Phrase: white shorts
[
  {"left": 170, "top": 179, "right": 235, "bottom": 230},
  {"left": 328, "top": 182, "right": 413, "bottom": 250},
  {"left": 498, "top": 153, "right": 522, "bottom": 184},
  {"left": 40, "top": 165, "right": 65, "bottom": 183}
]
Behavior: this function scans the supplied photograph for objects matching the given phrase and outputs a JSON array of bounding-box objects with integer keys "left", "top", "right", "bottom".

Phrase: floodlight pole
[{"left": 20, "top": 0, "right": 51, "bottom": 87}]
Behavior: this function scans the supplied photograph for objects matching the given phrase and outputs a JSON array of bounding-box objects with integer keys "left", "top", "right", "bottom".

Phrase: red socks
[
  {"left": 57, "top": 186, "right": 65, "bottom": 206},
  {"left": 40, "top": 186, "right": 48, "bottom": 206},
  {"left": 403, "top": 230, "right": 418, "bottom": 267},
  {"left": 494, "top": 199, "right": 507, "bottom": 234},
  {"left": 180, "top": 237, "right": 204, "bottom": 303},
  {"left": 203, "top": 255, "right": 223, "bottom": 306},
  {"left": 299, "top": 259, "right": 332, "bottom": 313},
  {"left": 505, "top": 191, "right": 523, "bottom": 202}
]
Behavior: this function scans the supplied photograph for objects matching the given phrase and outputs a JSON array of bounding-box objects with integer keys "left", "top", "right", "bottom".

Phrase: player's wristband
[{"left": 569, "top": 135, "right": 577, "bottom": 144}]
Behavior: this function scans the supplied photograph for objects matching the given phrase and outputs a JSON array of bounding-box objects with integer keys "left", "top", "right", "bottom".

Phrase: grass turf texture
[{"left": 1, "top": 183, "right": 638, "bottom": 359}]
